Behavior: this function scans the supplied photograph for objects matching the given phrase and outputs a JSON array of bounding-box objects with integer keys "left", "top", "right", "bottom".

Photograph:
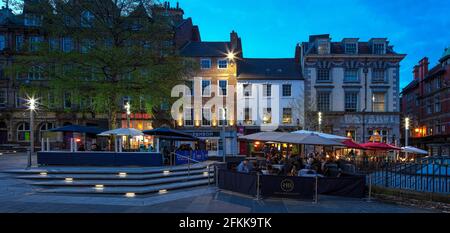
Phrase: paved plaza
[{"left": 0, "top": 153, "right": 439, "bottom": 213}]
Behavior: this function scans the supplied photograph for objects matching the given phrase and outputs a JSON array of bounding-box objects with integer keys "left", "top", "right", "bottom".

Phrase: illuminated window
[
  {"left": 244, "top": 108, "right": 252, "bottom": 124},
  {"left": 372, "top": 93, "right": 386, "bottom": 112},
  {"left": 282, "top": 108, "right": 292, "bottom": 124},
  {"left": 17, "top": 123, "right": 30, "bottom": 142},
  {"left": 263, "top": 108, "right": 272, "bottom": 124},
  {"left": 317, "top": 39, "right": 329, "bottom": 54}
]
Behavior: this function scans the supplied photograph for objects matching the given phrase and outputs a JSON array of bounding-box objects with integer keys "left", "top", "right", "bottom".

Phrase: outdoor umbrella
[
  {"left": 143, "top": 128, "right": 200, "bottom": 141},
  {"left": 341, "top": 140, "right": 368, "bottom": 150},
  {"left": 239, "top": 132, "right": 343, "bottom": 146},
  {"left": 360, "top": 142, "right": 401, "bottom": 151},
  {"left": 98, "top": 128, "right": 144, "bottom": 137},
  {"left": 402, "top": 146, "right": 428, "bottom": 155},
  {"left": 291, "top": 130, "right": 349, "bottom": 141}
]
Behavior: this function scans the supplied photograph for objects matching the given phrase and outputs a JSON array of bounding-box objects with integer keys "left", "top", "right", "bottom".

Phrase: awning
[
  {"left": 49, "top": 125, "right": 106, "bottom": 135},
  {"left": 239, "top": 132, "right": 343, "bottom": 146},
  {"left": 360, "top": 142, "right": 401, "bottom": 151},
  {"left": 402, "top": 146, "right": 428, "bottom": 155},
  {"left": 143, "top": 128, "right": 201, "bottom": 141}
]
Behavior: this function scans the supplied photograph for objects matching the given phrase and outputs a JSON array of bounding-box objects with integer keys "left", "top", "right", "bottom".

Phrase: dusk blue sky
[
  {"left": 172, "top": 0, "right": 450, "bottom": 89},
  {"left": 1, "top": 0, "right": 448, "bottom": 88}
]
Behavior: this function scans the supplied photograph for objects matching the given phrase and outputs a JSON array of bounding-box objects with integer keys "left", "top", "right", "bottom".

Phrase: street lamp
[
  {"left": 221, "top": 108, "right": 226, "bottom": 163},
  {"left": 26, "top": 96, "right": 38, "bottom": 168},
  {"left": 318, "top": 112, "right": 322, "bottom": 132},
  {"left": 124, "top": 102, "right": 131, "bottom": 150},
  {"left": 405, "top": 117, "right": 410, "bottom": 159}
]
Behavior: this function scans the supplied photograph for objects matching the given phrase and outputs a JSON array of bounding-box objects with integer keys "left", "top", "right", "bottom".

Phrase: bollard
[
  {"left": 207, "top": 165, "right": 211, "bottom": 186},
  {"left": 27, "top": 149, "right": 32, "bottom": 169},
  {"left": 41, "top": 138, "right": 45, "bottom": 152}
]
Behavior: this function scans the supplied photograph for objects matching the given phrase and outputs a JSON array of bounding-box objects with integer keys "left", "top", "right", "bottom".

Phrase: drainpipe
[{"left": 362, "top": 59, "right": 369, "bottom": 143}]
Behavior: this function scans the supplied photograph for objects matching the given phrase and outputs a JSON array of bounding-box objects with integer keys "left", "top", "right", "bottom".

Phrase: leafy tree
[{"left": 8, "top": 0, "right": 197, "bottom": 129}]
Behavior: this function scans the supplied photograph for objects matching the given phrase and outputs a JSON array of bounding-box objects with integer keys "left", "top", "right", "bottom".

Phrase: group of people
[{"left": 236, "top": 150, "right": 348, "bottom": 178}]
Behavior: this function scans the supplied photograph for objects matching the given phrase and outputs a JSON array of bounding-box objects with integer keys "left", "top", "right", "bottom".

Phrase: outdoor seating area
[{"left": 37, "top": 126, "right": 208, "bottom": 167}]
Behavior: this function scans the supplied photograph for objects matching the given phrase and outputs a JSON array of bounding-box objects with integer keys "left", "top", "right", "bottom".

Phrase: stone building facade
[{"left": 300, "top": 34, "right": 406, "bottom": 143}]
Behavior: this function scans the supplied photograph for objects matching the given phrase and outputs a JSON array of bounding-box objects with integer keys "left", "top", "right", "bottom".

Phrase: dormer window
[
  {"left": 373, "top": 42, "right": 385, "bottom": 55},
  {"left": 317, "top": 39, "right": 330, "bottom": 55},
  {"left": 24, "top": 14, "right": 42, "bottom": 27},
  {"left": 345, "top": 43, "right": 357, "bottom": 54}
]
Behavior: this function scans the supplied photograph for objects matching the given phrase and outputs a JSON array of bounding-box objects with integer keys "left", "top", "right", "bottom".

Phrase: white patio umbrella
[
  {"left": 291, "top": 130, "right": 349, "bottom": 141},
  {"left": 402, "top": 146, "right": 428, "bottom": 155},
  {"left": 98, "top": 128, "right": 144, "bottom": 137},
  {"left": 239, "top": 132, "right": 343, "bottom": 146},
  {"left": 98, "top": 128, "right": 144, "bottom": 152}
]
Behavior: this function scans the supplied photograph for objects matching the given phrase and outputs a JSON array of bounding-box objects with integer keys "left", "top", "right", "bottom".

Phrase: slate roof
[
  {"left": 180, "top": 41, "right": 231, "bottom": 57},
  {"left": 237, "top": 58, "right": 303, "bottom": 80}
]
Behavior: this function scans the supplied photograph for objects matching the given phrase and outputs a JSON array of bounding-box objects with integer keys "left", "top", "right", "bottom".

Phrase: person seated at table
[
  {"left": 78, "top": 144, "right": 86, "bottom": 151},
  {"left": 289, "top": 165, "right": 298, "bottom": 176},
  {"left": 236, "top": 159, "right": 251, "bottom": 173},
  {"left": 90, "top": 144, "right": 100, "bottom": 151}
]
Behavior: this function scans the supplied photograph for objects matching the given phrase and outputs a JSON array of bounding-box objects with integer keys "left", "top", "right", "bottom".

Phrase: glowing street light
[
  {"left": 405, "top": 117, "right": 410, "bottom": 159},
  {"left": 318, "top": 112, "right": 323, "bottom": 132},
  {"left": 26, "top": 95, "right": 38, "bottom": 168}
]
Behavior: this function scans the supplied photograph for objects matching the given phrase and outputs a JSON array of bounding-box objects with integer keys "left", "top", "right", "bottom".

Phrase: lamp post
[
  {"left": 405, "top": 117, "right": 410, "bottom": 159},
  {"left": 318, "top": 112, "right": 322, "bottom": 132},
  {"left": 26, "top": 96, "right": 37, "bottom": 168},
  {"left": 125, "top": 102, "right": 131, "bottom": 150},
  {"left": 221, "top": 109, "right": 226, "bottom": 163}
]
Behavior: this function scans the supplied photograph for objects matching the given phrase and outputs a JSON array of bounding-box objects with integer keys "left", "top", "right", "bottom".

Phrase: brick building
[
  {"left": 401, "top": 47, "right": 450, "bottom": 156},
  {"left": 0, "top": 1, "right": 198, "bottom": 150}
]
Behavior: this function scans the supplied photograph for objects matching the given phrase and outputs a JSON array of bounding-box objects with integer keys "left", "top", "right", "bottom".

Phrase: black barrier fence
[{"left": 217, "top": 168, "right": 367, "bottom": 200}]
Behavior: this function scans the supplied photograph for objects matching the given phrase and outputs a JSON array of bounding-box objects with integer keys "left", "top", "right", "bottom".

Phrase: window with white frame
[
  {"left": 345, "top": 43, "right": 357, "bottom": 54},
  {"left": 0, "top": 89, "right": 6, "bottom": 107},
  {"left": 201, "top": 79, "right": 211, "bottom": 96},
  {"left": 17, "top": 122, "right": 30, "bottom": 142},
  {"left": 263, "top": 84, "right": 272, "bottom": 97},
  {"left": 218, "top": 107, "right": 228, "bottom": 126},
  {"left": 372, "top": 92, "right": 386, "bottom": 112},
  {"left": 345, "top": 92, "right": 358, "bottom": 112},
  {"left": 263, "top": 108, "right": 272, "bottom": 124},
  {"left": 317, "top": 68, "right": 330, "bottom": 82},
  {"left": 317, "top": 92, "right": 331, "bottom": 112},
  {"left": 372, "top": 69, "right": 385, "bottom": 83},
  {"left": 202, "top": 107, "right": 211, "bottom": 126},
  {"left": 200, "top": 59, "right": 211, "bottom": 69},
  {"left": 184, "top": 107, "right": 194, "bottom": 126},
  {"left": 244, "top": 107, "right": 252, "bottom": 124},
  {"left": 317, "top": 39, "right": 330, "bottom": 54},
  {"left": 217, "top": 59, "right": 228, "bottom": 69},
  {"left": 282, "top": 108, "right": 292, "bottom": 124},
  {"left": 282, "top": 84, "right": 292, "bottom": 97},
  {"left": 373, "top": 43, "right": 385, "bottom": 54},
  {"left": 218, "top": 80, "right": 227, "bottom": 96},
  {"left": 0, "top": 35, "right": 6, "bottom": 50},
  {"left": 344, "top": 69, "right": 359, "bottom": 82},
  {"left": 243, "top": 84, "right": 252, "bottom": 97}
]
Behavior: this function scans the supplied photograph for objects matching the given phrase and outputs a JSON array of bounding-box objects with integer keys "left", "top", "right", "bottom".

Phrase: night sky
[
  {"left": 1, "top": 0, "right": 449, "bottom": 88},
  {"left": 173, "top": 0, "right": 450, "bottom": 88}
]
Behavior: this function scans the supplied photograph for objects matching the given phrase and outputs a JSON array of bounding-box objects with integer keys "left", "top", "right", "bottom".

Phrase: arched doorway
[{"left": 0, "top": 121, "right": 7, "bottom": 144}]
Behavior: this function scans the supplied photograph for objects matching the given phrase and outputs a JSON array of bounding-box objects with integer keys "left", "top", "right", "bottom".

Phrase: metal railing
[
  {"left": 171, "top": 152, "right": 205, "bottom": 181},
  {"left": 355, "top": 158, "right": 450, "bottom": 194}
]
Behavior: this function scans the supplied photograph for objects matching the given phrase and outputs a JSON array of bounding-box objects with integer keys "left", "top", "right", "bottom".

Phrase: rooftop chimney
[{"left": 295, "top": 44, "right": 301, "bottom": 63}]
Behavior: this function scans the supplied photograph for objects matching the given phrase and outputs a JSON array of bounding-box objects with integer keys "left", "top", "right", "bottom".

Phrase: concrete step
[
  {"left": 38, "top": 178, "right": 212, "bottom": 195},
  {"left": 31, "top": 173, "right": 214, "bottom": 187},
  {"left": 18, "top": 169, "right": 210, "bottom": 181},
  {"left": 5, "top": 163, "right": 211, "bottom": 175}
]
